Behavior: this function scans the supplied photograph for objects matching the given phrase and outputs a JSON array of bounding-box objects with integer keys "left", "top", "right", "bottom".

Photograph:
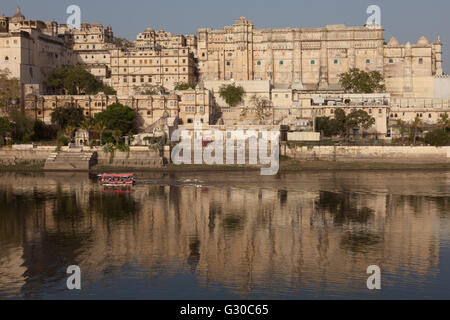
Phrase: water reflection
[{"left": 0, "top": 170, "right": 449, "bottom": 299}]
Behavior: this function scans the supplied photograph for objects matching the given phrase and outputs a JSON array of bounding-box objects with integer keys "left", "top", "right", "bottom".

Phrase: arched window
[{"left": 4, "top": 56, "right": 8, "bottom": 61}]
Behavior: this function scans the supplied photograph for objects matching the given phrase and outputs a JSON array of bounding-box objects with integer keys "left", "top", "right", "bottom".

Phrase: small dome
[
  {"left": 416, "top": 36, "right": 430, "bottom": 46},
  {"left": 387, "top": 37, "right": 400, "bottom": 46}
]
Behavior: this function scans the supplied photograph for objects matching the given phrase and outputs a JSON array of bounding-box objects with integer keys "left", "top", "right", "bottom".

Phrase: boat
[{"left": 97, "top": 174, "right": 136, "bottom": 187}]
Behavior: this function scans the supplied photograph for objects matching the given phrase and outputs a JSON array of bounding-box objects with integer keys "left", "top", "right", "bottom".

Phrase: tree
[
  {"left": 437, "top": 113, "right": 450, "bottom": 132},
  {"left": 241, "top": 95, "right": 272, "bottom": 121},
  {"left": 94, "top": 103, "right": 136, "bottom": 134},
  {"left": 46, "top": 66, "right": 116, "bottom": 95},
  {"left": 174, "top": 82, "right": 195, "bottom": 90},
  {"left": 334, "top": 108, "right": 375, "bottom": 139},
  {"left": 316, "top": 117, "right": 340, "bottom": 137},
  {"left": 50, "top": 105, "right": 85, "bottom": 129},
  {"left": 64, "top": 125, "right": 76, "bottom": 142},
  {"left": 410, "top": 116, "right": 423, "bottom": 144},
  {"left": 0, "top": 117, "right": 11, "bottom": 143},
  {"left": 8, "top": 110, "right": 35, "bottom": 143},
  {"left": 32, "top": 120, "right": 57, "bottom": 141},
  {"left": 338, "top": 68, "right": 386, "bottom": 93},
  {"left": 425, "top": 129, "right": 450, "bottom": 146},
  {"left": 0, "top": 69, "right": 20, "bottom": 111},
  {"left": 95, "top": 120, "right": 108, "bottom": 145},
  {"left": 219, "top": 83, "right": 245, "bottom": 107},
  {"left": 396, "top": 119, "right": 408, "bottom": 141},
  {"left": 80, "top": 118, "right": 94, "bottom": 145}
]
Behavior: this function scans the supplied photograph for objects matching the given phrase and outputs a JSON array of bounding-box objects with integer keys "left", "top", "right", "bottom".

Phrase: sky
[{"left": 1, "top": 0, "right": 449, "bottom": 73}]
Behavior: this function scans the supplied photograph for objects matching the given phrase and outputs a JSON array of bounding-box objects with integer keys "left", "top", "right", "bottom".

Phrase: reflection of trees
[
  {"left": 88, "top": 190, "right": 139, "bottom": 223},
  {"left": 222, "top": 212, "right": 246, "bottom": 234},
  {"left": 187, "top": 237, "right": 200, "bottom": 273},
  {"left": 340, "top": 231, "right": 381, "bottom": 253},
  {"left": 315, "top": 191, "right": 374, "bottom": 225},
  {"left": 20, "top": 186, "right": 91, "bottom": 298},
  {"left": 0, "top": 189, "right": 45, "bottom": 245}
]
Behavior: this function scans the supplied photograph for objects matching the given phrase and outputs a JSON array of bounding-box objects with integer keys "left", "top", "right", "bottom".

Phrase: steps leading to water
[{"left": 44, "top": 150, "right": 97, "bottom": 171}]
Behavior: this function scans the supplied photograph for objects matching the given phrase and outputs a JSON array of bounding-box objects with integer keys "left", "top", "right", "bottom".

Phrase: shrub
[{"left": 424, "top": 129, "right": 450, "bottom": 146}]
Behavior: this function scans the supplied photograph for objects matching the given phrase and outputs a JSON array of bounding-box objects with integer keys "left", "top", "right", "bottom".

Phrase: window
[
  {"left": 4, "top": 56, "right": 8, "bottom": 61},
  {"left": 333, "top": 59, "right": 338, "bottom": 65},
  {"left": 226, "top": 61, "right": 231, "bottom": 66},
  {"left": 389, "top": 58, "right": 394, "bottom": 64},
  {"left": 419, "top": 58, "right": 424, "bottom": 64},
  {"left": 378, "top": 109, "right": 382, "bottom": 114},
  {"left": 132, "top": 77, "right": 136, "bottom": 83},
  {"left": 310, "top": 60, "right": 315, "bottom": 65},
  {"left": 257, "top": 60, "right": 261, "bottom": 65},
  {"left": 279, "top": 61, "right": 283, "bottom": 65},
  {"left": 369, "top": 109, "right": 372, "bottom": 114},
  {"left": 366, "top": 59, "right": 371, "bottom": 64}
]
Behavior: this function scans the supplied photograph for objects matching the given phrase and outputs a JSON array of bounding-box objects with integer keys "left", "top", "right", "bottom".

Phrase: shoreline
[{"left": 1, "top": 159, "right": 450, "bottom": 173}]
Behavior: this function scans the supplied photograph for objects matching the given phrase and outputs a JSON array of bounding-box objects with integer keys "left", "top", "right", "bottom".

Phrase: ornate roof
[
  {"left": 416, "top": 35, "right": 430, "bottom": 46},
  {"left": 10, "top": 6, "right": 25, "bottom": 22}
]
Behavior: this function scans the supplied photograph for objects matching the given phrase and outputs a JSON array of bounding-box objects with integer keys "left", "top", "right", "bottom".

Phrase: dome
[
  {"left": 10, "top": 7, "right": 25, "bottom": 22},
  {"left": 387, "top": 37, "right": 400, "bottom": 47},
  {"left": 416, "top": 36, "right": 430, "bottom": 46}
]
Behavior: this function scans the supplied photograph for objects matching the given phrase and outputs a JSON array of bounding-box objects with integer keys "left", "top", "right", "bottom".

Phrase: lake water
[{"left": 0, "top": 170, "right": 449, "bottom": 299}]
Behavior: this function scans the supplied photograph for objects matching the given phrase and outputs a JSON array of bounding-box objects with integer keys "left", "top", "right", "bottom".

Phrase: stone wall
[
  {"left": 0, "top": 146, "right": 55, "bottom": 165},
  {"left": 94, "top": 146, "right": 163, "bottom": 167},
  {"left": 282, "top": 145, "right": 450, "bottom": 163},
  {"left": 0, "top": 146, "right": 163, "bottom": 168}
]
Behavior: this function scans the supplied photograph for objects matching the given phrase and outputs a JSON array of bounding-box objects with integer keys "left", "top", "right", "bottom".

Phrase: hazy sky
[{"left": 2, "top": 0, "right": 449, "bottom": 72}]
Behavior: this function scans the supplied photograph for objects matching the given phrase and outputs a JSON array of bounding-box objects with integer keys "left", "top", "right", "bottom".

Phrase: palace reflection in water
[{"left": 0, "top": 170, "right": 449, "bottom": 299}]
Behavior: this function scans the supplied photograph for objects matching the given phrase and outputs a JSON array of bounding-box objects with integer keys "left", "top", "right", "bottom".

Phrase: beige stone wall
[{"left": 283, "top": 145, "right": 450, "bottom": 163}]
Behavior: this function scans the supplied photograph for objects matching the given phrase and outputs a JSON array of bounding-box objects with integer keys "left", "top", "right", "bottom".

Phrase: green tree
[
  {"left": 424, "top": 129, "right": 450, "bottom": 146},
  {"left": 32, "top": 120, "right": 57, "bottom": 141},
  {"left": 0, "top": 69, "right": 20, "bottom": 111},
  {"left": 64, "top": 125, "right": 76, "bottom": 142},
  {"left": 94, "top": 103, "right": 136, "bottom": 134},
  {"left": 437, "top": 113, "right": 450, "bottom": 132},
  {"left": 50, "top": 105, "right": 85, "bottom": 129},
  {"left": 80, "top": 118, "right": 94, "bottom": 146},
  {"left": 396, "top": 119, "right": 409, "bottom": 141},
  {"left": 410, "top": 116, "right": 424, "bottom": 145},
  {"left": 94, "top": 120, "right": 108, "bottom": 145},
  {"left": 339, "top": 68, "right": 386, "bottom": 93},
  {"left": 174, "top": 82, "right": 195, "bottom": 90},
  {"left": 219, "top": 83, "right": 245, "bottom": 107},
  {"left": 334, "top": 108, "right": 375, "bottom": 139},
  {"left": 8, "top": 110, "right": 35, "bottom": 143},
  {"left": 46, "top": 66, "right": 116, "bottom": 95},
  {"left": 0, "top": 117, "right": 11, "bottom": 143},
  {"left": 316, "top": 116, "right": 340, "bottom": 137}
]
